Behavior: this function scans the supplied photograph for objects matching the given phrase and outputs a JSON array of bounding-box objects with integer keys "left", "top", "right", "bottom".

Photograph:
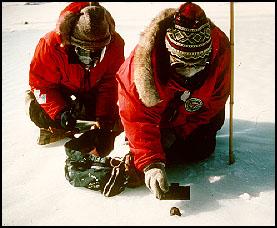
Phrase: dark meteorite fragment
[{"left": 170, "top": 207, "right": 181, "bottom": 216}]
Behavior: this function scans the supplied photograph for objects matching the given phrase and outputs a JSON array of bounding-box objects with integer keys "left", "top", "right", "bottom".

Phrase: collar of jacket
[{"left": 133, "top": 8, "right": 176, "bottom": 107}]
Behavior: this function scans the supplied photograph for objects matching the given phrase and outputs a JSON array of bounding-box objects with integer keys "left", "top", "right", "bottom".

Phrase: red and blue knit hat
[{"left": 165, "top": 2, "right": 212, "bottom": 62}]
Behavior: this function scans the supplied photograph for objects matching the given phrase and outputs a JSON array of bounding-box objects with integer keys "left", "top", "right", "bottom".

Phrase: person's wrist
[
  {"left": 95, "top": 117, "right": 114, "bottom": 131},
  {"left": 143, "top": 162, "right": 165, "bottom": 173}
]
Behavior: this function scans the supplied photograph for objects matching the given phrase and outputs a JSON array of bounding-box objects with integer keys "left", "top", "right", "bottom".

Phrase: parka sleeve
[
  {"left": 94, "top": 34, "right": 125, "bottom": 128},
  {"left": 116, "top": 54, "right": 167, "bottom": 172},
  {"left": 29, "top": 37, "right": 67, "bottom": 120}
]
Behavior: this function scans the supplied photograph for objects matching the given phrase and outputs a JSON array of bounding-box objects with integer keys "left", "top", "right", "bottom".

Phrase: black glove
[
  {"left": 60, "top": 110, "right": 77, "bottom": 130},
  {"left": 64, "top": 128, "right": 117, "bottom": 157}
]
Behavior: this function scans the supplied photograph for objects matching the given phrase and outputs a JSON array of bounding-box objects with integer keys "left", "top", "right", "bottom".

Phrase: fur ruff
[{"left": 134, "top": 8, "right": 176, "bottom": 107}]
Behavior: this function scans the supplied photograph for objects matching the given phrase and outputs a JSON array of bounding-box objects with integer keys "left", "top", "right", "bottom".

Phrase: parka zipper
[{"left": 83, "top": 65, "right": 91, "bottom": 91}]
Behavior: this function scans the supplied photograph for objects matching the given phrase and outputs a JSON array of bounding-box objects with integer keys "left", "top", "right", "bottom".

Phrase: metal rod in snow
[{"left": 229, "top": 2, "right": 235, "bottom": 165}]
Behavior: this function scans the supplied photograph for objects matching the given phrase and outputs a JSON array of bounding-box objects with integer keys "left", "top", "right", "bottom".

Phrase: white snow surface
[{"left": 2, "top": 2, "right": 275, "bottom": 226}]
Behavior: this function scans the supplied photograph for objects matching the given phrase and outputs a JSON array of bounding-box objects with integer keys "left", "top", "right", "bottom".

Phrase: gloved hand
[
  {"left": 60, "top": 110, "right": 77, "bottom": 130},
  {"left": 143, "top": 162, "right": 169, "bottom": 199}
]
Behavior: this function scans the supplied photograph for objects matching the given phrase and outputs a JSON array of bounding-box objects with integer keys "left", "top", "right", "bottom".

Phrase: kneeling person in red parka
[
  {"left": 25, "top": 2, "right": 125, "bottom": 145},
  {"left": 116, "top": 2, "right": 230, "bottom": 199}
]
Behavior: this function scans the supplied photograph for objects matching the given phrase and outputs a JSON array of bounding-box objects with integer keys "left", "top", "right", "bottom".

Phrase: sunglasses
[
  {"left": 171, "top": 61, "right": 208, "bottom": 69},
  {"left": 170, "top": 55, "right": 209, "bottom": 69}
]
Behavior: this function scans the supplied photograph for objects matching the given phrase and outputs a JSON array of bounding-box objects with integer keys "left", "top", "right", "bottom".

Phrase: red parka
[
  {"left": 116, "top": 8, "right": 230, "bottom": 172},
  {"left": 29, "top": 2, "right": 125, "bottom": 123}
]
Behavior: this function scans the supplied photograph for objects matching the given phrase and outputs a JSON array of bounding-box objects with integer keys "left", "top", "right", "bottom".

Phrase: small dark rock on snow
[{"left": 170, "top": 207, "right": 181, "bottom": 216}]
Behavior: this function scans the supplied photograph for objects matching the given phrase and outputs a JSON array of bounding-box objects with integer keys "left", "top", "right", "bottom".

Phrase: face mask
[{"left": 75, "top": 46, "right": 106, "bottom": 67}]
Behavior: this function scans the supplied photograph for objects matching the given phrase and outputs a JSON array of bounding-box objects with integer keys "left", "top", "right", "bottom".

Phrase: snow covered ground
[{"left": 2, "top": 2, "right": 275, "bottom": 226}]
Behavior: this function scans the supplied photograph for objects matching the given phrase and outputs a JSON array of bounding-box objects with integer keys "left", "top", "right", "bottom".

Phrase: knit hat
[
  {"left": 165, "top": 2, "right": 212, "bottom": 62},
  {"left": 57, "top": 2, "right": 115, "bottom": 50}
]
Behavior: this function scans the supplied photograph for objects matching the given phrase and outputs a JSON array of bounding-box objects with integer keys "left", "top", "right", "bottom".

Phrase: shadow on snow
[
  {"left": 124, "top": 119, "right": 275, "bottom": 216},
  {"left": 164, "top": 118, "right": 275, "bottom": 216},
  {"left": 41, "top": 118, "right": 275, "bottom": 216}
]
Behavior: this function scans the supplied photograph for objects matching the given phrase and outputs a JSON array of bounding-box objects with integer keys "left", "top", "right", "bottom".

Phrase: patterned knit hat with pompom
[{"left": 165, "top": 2, "right": 212, "bottom": 62}]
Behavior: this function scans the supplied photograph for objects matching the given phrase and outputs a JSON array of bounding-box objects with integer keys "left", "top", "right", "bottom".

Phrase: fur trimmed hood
[{"left": 134, "top": 8, "right": 176, "bottom": 107}]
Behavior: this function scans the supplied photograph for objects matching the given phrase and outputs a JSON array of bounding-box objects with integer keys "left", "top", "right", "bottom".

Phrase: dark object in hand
[
  {"left": 64, "top": 128, "right": 117, "bottom": 157},
  {"left": 161, "top": 183, "right": 190, "bottom": 200},
  {"left": 170, "top": 207, "right": 181, "bottom": 216},
  {"left": 61, "top": 110, "right": 77, "bottom": 130}
]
